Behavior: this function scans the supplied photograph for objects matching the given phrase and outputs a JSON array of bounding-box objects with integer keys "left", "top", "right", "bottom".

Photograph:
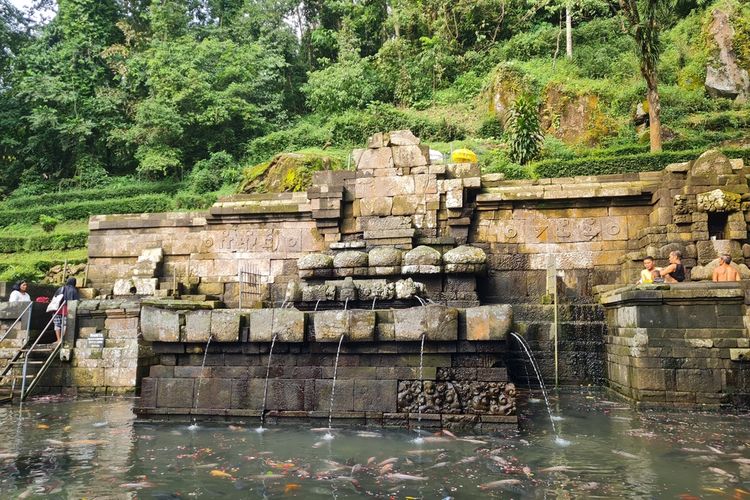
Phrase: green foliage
[
  {"left": 505, "top": 94, "right": 543, "bottom": 165},
  {"left": 533, "top": 147, "right": 750, "bottom": 178},
  {"left": 329, "top": 104, "right": 465, "bottom": 146},
  {"left": 190, "top": 151, "right": 236, "bottom": 193},
  {"left": 477, "top": 116, "right": 504, "bottom": 139},
  {"left": 3, "top": 180, "right": 180, "bottom": 209},
  {"left": 174, "top": 191, "right": 218, "bottom": 210},
  {"left": 303, "top": 58, "right": 384, "bottom": 114},
  {"left": 0, "top": 195, "right": 174, "bottom": 227},
  {"left": 479, "top": 148, "right": 530, "bottom": 179},
  {"left": 245, "top": 121, "right": 330, "bottom": 165},
  {"left": 38, "top": 215, "right": 59, "bottom": 233}
]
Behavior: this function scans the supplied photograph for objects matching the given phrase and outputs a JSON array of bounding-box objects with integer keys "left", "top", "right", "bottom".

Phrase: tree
[{"left": 619, "top": 0, "right": 673, "bottom": 152}]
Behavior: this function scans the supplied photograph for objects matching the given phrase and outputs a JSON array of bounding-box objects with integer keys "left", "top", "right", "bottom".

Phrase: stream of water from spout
[
  {"left": 257, "top": 333, "right": 278, "bottom": 432},
  {"left": 314, "top": 299, "right": 321, "bottom": 311},
  {"left": 412, "top": 333, "right": 426, "bottom": 443},
  {"left": 188, "top": 335, "right": 213, "bottom": 430},
  {"left": 343, "top": 298, "right": 349, "bottom": 311},
  {"left": 324, "top": 334, "right": 346, "bottom": 441},
  {"left": 509, "top": 332, "right": 568, "bottom": 445},
  {"left": 371, "top": 297, "right": 376, "bottom": 310}
]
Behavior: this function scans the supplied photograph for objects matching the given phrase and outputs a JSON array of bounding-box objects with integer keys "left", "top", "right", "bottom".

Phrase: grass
[{"left": 0, "top": 248, "right": 88, "bottom": 282}]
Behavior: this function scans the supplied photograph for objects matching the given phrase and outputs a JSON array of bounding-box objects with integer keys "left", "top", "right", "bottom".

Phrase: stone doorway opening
[{"left": 708, "top": 212, "right": 728, "bottom": 240}]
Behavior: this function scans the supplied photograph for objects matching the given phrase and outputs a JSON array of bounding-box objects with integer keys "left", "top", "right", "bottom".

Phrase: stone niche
[{"left": 601, "top": 283, "right": 750, "bottom": 407}]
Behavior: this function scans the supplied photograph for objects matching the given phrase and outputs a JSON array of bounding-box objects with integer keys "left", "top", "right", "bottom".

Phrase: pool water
[{"left": 0, "top": 388, "right": 748, "bottom": 498}]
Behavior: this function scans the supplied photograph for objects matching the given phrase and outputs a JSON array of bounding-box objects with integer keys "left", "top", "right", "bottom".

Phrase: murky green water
[{"left": 0, "top": 389, "right": 748, "bottom": 498}]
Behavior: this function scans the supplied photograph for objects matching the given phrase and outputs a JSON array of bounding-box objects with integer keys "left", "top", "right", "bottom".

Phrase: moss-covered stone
[{"left": 239, "top": 152, "right": 343, "bottom": 194}]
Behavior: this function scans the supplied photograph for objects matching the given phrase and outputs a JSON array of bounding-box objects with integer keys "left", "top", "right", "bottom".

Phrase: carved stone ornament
[{"left": 696, "top": 189, "right": 741, "bottom": 213}]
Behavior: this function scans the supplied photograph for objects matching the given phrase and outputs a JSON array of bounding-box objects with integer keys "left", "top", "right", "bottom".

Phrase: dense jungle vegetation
[{"left": 0, "top": 0, "right": 748, "bottom": 281}]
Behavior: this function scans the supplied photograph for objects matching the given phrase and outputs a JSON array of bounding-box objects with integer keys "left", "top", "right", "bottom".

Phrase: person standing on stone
[
  {"left": 9, "top": 280, "right": 31, "bottom": 302},
  {"left": 637, "top": 256, "right": 659, "bottom": 284},
  {"left": 660, "top": 251, "right": 685, "bottom": 283},
  {"left": 52, "top": 277, "right": 79, "bottom": 344},
  {"left": 712, "top": 254, "right": 740, "bottom": 282}
]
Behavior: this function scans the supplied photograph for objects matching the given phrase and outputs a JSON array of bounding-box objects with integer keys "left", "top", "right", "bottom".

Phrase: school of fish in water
[{"left": 0, "top": 389, "right": 748, "bottom": 498}]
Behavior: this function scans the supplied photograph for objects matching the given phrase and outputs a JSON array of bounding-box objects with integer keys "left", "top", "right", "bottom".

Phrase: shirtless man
[
  {"left": 660, "top": 250, "right": 686, "bottom": 283},
  {"left": 712, "top": 254, "right": 740, "bottom": 282}
]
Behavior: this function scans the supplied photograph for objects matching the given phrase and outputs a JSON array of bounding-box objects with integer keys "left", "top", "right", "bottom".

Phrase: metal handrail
[
  {"left": 0, "top": 301, "right": 33, "bottom": 345},
  {"left": 20, "top": 300, "right": 65, "bottom": 400}
]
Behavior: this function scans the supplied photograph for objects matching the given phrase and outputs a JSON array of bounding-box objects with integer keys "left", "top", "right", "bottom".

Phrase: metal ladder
[{"left": 0, "top": 301, "right": 65, "bottom": 403}]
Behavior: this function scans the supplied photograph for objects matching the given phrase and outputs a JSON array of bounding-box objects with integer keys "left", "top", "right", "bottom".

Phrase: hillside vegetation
[{"left": 0, "top": 0, "right": 748, "bottom": 281}]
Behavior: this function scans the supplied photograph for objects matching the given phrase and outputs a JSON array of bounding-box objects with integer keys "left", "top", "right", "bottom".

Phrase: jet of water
[
  {"left": 343, "top": 298, "right": 349, "bottom": 311},
  {"left": 257, "top": 333, "right": 278, "bottom": 432},
  {"left": 189, "top": 334, "right": 213, "bottom": 430},
  {"left": 324, "top": 334, "right": 346, "bottom": 440},
  {"left": 314, "top": 299, "right": 321, "bottom": 312},
  {"left": 413, "top": 333, "right": 426, "bottom": 444},
  {"left": 509, "top": 332, "right": 566, "bottom": 444},
  {"left": 371, "top": 297, "right": 377, "bottom": 310}
]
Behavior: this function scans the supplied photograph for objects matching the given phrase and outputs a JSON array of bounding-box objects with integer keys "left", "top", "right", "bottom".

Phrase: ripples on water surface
[{"left": 0, "top": 388, "right": 748, "bottom": 498}]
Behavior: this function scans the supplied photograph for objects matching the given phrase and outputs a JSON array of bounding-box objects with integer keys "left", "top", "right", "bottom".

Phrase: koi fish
[
  {"left": 210, "top": 470, "right": 233, "bottom": 479},
  {"left": 479, "top": 479, "right": 522, "bottom": 490}
]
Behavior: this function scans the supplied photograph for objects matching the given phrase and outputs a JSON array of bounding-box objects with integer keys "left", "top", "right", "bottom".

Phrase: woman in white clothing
[{"left": 9, "top": 280, "right": 31, "bottom": 302}]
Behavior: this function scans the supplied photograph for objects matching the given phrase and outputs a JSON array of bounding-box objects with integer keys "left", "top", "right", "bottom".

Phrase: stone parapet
[{"left": 601, "top": 283, "right": 750, "bottom": 407}]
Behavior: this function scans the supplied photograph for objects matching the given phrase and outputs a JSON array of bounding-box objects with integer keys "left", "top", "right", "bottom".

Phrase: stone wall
[
  {"left": 0, "top": 299, "right": 155, "bottom": 397},
  {"left": 135, "top": 303, "right": 515, "bottom": 428},
  {"left": 82, "top": 134, "right": 750, "bottom": 394},
  {"left": 601, "top": 283, "right": 750, "bottom": 407}
]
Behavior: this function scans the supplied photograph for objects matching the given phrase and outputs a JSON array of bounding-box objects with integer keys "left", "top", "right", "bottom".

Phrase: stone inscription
[
  {"left": 481, "top": 216, "right": 627, "bottom": 243},
  {"left": 201, "top": 228, "right": 310, "bottom": 253}
]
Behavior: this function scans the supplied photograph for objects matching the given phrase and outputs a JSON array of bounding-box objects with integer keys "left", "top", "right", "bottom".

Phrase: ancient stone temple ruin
[{"left": 1, "top": 130, "right": 749, "bottom": 422}]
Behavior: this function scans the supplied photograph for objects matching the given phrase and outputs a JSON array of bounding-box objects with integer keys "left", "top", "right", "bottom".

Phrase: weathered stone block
[
  {"left": 353, "top": 379, "right": 397, "bottom": 412},
  {"left": 368, "top": 246, "right": 402, "bottom": 267},
  {"left": 403, "top": 245, "right": 441, "bottom": 266},
  {"left": 359, "top": 197, "right": 393, "bottom": 216},
  {"left": 140, "top": 306, "right": 180, "bottom": 342},
  {"left": 393, "top": 305, "right": 458, "bottom": 341},
  {"left": 104, "top": 367, "right": 137, "bottom": 387},
  {"left": 211, "top": 310, "right": 240, "bottom": 342},
  {"left": 387, "top": 130, "right": 420, "bottom": 146},
  {"left": 443, "top": 245, "right": 487, "bottom": 265},
  {"left": 314, "top": 310, "right": 376, "bottom": 342},
  {"left": 195, "top": 378, "right": 232, "bottom": 409},
  {"left": 465, "top": 305, "right": 512, "bottom": 341},
  {"left": 314, "top": 379, "right": 354, "bottom": 411},
  {"left": 247, "top": 309, "right": 305, "bottom": 342},
  {"left": 392, "top": 145, "right": 429, "bottom": 168},
  {"left": 333, "top": 251, "right": 369, "bottom": 269},
  {"left": 184, "top": 310, "right": 211, "bottom": 343},
  {"left": 298, "top": 253, "right": 333, "bottom": 270},
  {"left": 156, "top": 377, "right": 195, "bottom": 408}
]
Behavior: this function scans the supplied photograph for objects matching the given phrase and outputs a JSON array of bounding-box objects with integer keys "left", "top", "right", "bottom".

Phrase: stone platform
[{"left": 601, "top": 283, "right": 750, "bottom": 407}]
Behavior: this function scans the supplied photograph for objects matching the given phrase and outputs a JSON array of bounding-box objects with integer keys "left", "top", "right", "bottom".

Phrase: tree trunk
[
  {"left": 646, "top": 76, "right": 663, "bottom": 152},
  {"left": 565, "top": 5, "right": 572, "bottom": 59}
]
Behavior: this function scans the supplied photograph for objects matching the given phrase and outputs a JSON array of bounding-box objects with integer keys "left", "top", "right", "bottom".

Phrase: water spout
[
  {"left": 257, "top": 333, "right": 278, "bottom": 432},
  {"left": 314, "top": 299, "right": 321, "bottom": 312},
  {"left": 324, "top": 334, "right": 346, "bottom": 440},
  {"left": 371, "top": 297, "right": 377, "bottom": 311},
  {"left": 188, "top": 334, "right": 213, "bottom": 431},
  {"left": 415, "top": 296, "right": 426, "bottom": 307},
  {"left": 509, "top": 332, "right": 567, "bottom": 444},
  {"left": 413, "top": 333, "right": 426, "bottom": 444},
  {"left": 343, "top": 298, "right": 349, "bottom": 311}
]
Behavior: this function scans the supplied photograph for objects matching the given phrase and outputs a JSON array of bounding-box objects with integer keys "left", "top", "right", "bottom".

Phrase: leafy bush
[
  {"left": 174, "top": 191, "right": 217, "bottom": 210},
  {"left": 25, "top": 232, "right": 88, "bottom": 252},
  {"left": 39, "top": 215, "right": 59, "bottom": 233},
  {"left": 303, "top": 58, "right": 385, "bottom": 114},
  {"left": 480, "top": 148, "right": 530, "bottom": 179},
  {"left": 500, "top": 23, "right": 558, "bottom": 61},
  {"left": 533, "top": 148, "right": 750, "bottom": 178},
  {"left": 506, "top": 94, "right": 543, "bottom": 165},
  {"left": 190, "top": 151, "right": 235, "bottom": 193},
  {"left": 328, "top": 103, "right": 465, "bottom": 146},
  {"left": 0, "top": 195, "right": 175, "bottom": 227},
  {"left": 477, "top": 115, "right": 504, "bottom": 139},
  {"left": 245, "top": 122, "right": 330, "bottom": 165},
  {"left": 3, "top": 181, "right": 180, "bottom": 209}
]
